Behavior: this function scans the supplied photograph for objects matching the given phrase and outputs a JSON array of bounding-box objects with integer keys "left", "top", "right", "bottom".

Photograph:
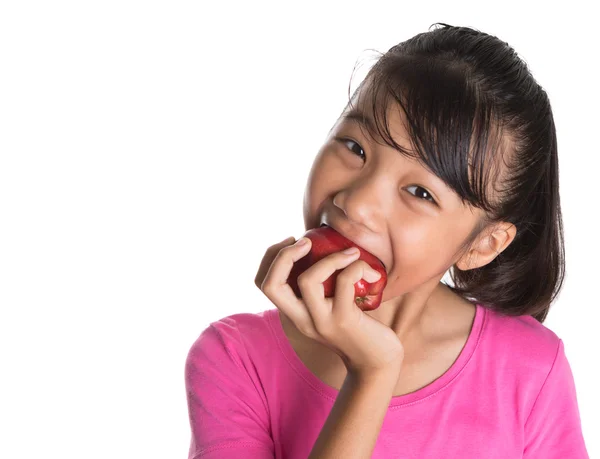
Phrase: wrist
[{"left": 346, "top": 365, "right": 402, "bottom": 388}]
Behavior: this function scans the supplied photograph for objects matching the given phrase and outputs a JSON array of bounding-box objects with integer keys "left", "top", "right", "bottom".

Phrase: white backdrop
[{"left": 1, "top": 1, "right": 598, "bottom": 457}]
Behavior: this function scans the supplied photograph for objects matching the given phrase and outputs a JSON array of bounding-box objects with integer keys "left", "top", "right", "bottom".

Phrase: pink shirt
[{"left": 184, "top": 303, "right": 589, "bottom": 458}]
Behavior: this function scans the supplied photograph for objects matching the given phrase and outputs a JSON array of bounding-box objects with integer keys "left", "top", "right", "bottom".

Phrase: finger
[
  {"left": 254, "top": 236, "right": 296, "bottom": 289},
  {"left": 261, "top": 238, "right": 316, "bottom": 334},
  {"left": 298, "top": 247, "right": 361, "bottom": 322},
  {"left": 262, "top": 237, "right": 312, "bottom": 292},
  {"left": 334, "top": 259, "right": 382, "bottom": 317}
]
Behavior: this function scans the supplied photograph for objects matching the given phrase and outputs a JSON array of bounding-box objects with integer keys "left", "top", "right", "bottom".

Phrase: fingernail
[
  {"left": 365, "top": 270, "right": 381, "bottom": 282},
  {"left": 342, "top": 247, "right": 359, "bottom": 255},
  {"left": 296, "top": 237, "right": 308, "bottom": 246}
]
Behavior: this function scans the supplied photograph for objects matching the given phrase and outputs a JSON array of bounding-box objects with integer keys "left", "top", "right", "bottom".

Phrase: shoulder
[
  {"left": 480, "top": 305, "right": 564, "bottom": 380},
  {"left": 206, "top": 308, "right": 275, "bottom": 343},
  {"left": 186, "top": 308, "right": 277, "bottom": 367},
  {"left": 483, "top": 305, "right": 561, "bottom": 351}
]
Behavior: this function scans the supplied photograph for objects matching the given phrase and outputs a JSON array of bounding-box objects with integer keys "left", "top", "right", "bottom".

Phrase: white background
[{"left": 1, "top": 1, "right": 598, "bottom": 457}]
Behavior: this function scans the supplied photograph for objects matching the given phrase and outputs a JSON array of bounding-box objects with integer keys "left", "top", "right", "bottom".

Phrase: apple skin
[{"left": 287, "top": 225, "right": 388, "bottom": 311}]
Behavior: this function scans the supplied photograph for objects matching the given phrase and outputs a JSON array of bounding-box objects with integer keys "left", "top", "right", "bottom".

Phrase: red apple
[{"left": 287, "top": 225, "right": 387, "bottom": 311}]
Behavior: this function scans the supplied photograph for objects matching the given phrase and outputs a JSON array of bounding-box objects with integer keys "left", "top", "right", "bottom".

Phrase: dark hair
[{"left": 343, "top": 23, "right": 564, "bottom": 323}]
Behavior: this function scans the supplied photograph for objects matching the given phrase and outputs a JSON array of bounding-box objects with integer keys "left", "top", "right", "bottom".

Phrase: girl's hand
[{"left": 256, "top": 236, "right": 405, "bottom": 377}]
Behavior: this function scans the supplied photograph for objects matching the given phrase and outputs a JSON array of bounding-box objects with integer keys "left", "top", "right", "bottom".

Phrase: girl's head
[{"left": 303, "top": 23, "right": 564, "bottom": 323}]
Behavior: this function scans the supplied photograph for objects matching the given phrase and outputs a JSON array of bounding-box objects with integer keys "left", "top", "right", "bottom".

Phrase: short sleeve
[
  {"left": 523, "top": 339, "right": 589, "bottom": 458},
  {"left": 184, "top": 322, "right": 274, "bottom": 459}
]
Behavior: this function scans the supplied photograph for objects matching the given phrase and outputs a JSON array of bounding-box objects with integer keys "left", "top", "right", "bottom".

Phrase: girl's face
[{"left": 303, "top": 93, "right": 486, "bottom": 303}]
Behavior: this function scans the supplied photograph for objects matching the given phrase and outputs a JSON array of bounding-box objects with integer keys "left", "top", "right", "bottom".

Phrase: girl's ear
[{"left": 455, "top": 222, "right": 517, "bottom": 271}]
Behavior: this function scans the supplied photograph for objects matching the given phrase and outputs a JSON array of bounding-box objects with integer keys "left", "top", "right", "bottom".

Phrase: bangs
[{"left": 347, "top": 54, "right": 511, "bottom": 214}]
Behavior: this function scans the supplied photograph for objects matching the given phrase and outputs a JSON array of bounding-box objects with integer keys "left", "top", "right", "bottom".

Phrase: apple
[{"left": 287, "top": 225, "right": 387, "bottom": 311}]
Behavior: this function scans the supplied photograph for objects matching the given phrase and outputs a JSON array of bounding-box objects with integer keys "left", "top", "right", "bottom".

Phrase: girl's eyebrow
[
  {"left": 341, "top": 107, "right": 410, "bottom": 154},
  {"left": 341, "top": 108, "right": 376, "bottom": 133}
]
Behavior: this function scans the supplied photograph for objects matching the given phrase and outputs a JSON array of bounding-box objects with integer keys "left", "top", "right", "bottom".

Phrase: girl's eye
[
  {"left": 335, "top": 136, "right": 437, "bottom": 206},
  {"left": 406, "top": 185, "right": 437, "bottom": 205},
  {"left": 336, "top": 137, "right": 366, "bottom": 160}
]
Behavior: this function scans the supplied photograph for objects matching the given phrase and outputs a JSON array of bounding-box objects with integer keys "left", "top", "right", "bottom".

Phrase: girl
[{"left": 185, "top": 23, "right": 589, "bottom": 458}]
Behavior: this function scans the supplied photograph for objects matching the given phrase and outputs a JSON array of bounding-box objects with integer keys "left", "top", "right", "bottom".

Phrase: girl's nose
[{"left": 333, "top": 171, "right": 390, "bottom": 233}]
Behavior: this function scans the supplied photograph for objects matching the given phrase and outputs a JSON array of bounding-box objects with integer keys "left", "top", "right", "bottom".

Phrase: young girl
[{"left": 185, "top": 23, "right": 589, "bottom": 458}]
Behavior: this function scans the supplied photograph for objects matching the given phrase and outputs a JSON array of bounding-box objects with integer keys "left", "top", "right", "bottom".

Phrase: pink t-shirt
[{"left": 184, "top": 303, "right": 589, "bottom": 458}]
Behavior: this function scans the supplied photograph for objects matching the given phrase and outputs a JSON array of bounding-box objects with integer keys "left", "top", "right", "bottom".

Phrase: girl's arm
[
  {"left": 523, "top": 339, "right": 589, "bottom": 458},
  {"left": 308, "top": 368, "right": 401, "bottom": 459},
  {"left": 185, "top": 324, "right": 275, "bottom": 459}
]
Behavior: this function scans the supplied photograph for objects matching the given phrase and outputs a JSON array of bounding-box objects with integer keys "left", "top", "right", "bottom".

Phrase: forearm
[{"left": 308, "top": 369, "right": 400, "bottom": 459}]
